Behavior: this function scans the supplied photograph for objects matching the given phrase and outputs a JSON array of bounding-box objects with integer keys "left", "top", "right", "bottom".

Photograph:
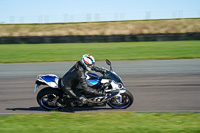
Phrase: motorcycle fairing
[
  {"left": 85, "top": 73, "right": 100, "bottom": 86},
  {"left": 87, "top": 80, "right": 99, "bottom": 85},
  {"left": 105, "top": 80, "right": 127, "bottom": 100},
  {"left": 86, "top": 73, "right": 99, "bottom": 80},
  {"left": 34, "top": 73, "right": 126, "bottom": 100},
  {"left": 34, "top": 74, "right": 59, "bottom": 92}
]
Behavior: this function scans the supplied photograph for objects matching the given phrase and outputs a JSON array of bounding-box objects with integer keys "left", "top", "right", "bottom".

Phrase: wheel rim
[
  {"left": 41, "top": 94, "right": 60, "bottom": 110},
  {"left": 108, "top": 94, "right": 131, "bottom": 109}
]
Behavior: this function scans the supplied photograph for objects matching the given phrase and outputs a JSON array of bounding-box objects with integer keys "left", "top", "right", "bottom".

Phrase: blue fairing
[
  {"left": 87, "top": 73, "right": 100, "bottom": 79},
  {"left": 41, "top": 75, "right": 58, "bottom": 83},
  {"left": 87, "top": 80, "right": 99, "bottom": 85}
]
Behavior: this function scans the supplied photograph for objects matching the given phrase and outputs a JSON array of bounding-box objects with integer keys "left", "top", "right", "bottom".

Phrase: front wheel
[
  {"left": 37, "top": 87, "right": 62, "bottom": 111},
  {"left": 107, "top": 90, "right": 134, "bottom": 109}
]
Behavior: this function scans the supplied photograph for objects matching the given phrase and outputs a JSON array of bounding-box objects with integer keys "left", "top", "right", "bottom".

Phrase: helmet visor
[{"left": 87, "top": 64, "right": 94, "bottom": 68}]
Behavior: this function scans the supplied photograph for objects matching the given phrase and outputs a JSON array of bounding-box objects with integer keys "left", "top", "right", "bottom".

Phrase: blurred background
[
  {"left": 1, "top": 0, "right": 200, "bottom": 24},
  {"left": 0, "top": 0, "right": 200, "bottom": 43},
  {"left": 1, "top": 10, "right": 200, "bottom": 24}
]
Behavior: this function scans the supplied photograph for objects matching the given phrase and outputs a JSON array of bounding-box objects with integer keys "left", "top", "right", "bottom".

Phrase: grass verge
[
  {"left": 0, "top": 40, "right": 200, "bottom": 63},
  {"left": 0, "top": 112, "right": 200, "bottom": 133}
]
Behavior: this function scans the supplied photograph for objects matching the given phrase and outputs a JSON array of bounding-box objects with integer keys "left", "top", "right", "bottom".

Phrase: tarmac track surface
[{"left": 0, "top": 59, "right": 200, "bottom": 114}]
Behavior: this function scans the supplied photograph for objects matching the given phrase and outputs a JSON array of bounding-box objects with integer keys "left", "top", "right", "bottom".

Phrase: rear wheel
[
  {"left": 107, "top": 90, "right": 134, "bottom": 109},
  {"left": 37, "top": 87, "right": 62, "bottom": 111}
]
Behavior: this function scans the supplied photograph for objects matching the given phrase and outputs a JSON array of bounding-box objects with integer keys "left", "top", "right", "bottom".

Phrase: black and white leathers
[{"left": 61, "top": 61, "right": 105, "bottom": 98}]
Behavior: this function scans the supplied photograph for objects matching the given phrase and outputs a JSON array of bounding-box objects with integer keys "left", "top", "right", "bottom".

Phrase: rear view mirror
[
  {"left": 106, "top": 59, "right": 111, "bottom": 65},
  {"left": 106, "top": 59, "right": 113, "bottom": 72}
]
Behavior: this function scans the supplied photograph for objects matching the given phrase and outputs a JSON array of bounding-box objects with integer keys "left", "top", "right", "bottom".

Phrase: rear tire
[
  {"left": 37, "top": 87, "right": 62, "bottom": 111},
  {"left": 107, "top": 90, "right": 134, "bottom": 109}
]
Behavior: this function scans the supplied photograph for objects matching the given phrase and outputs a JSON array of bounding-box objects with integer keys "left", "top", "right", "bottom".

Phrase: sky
[{"left": 0, "top": 0, "right": 200, "bottom": 23}]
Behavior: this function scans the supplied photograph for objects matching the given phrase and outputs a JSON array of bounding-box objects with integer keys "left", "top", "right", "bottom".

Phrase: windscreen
[{"left": 103, "top": 71, "right": 122, "bottom": 83}]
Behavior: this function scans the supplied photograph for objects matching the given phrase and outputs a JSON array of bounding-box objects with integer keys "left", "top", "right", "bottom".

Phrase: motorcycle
[{"left": 34, "top": 59, "right": 134, "bottom": 111}]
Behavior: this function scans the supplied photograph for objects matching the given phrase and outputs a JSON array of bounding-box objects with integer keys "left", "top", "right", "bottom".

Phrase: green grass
[
  {"left": 0, "top": 112, "right": 200, "bottom": 133},
  {"left": 0, "top": 41, "right": 200, "bottom": 63}
]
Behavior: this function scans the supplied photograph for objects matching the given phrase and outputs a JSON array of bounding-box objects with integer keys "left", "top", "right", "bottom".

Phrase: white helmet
[{"left": 80, "top": 54, "right": 95, "bottom": 71}]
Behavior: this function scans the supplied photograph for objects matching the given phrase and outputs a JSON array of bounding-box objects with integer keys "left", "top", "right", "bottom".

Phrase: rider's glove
[
  {"left": 101, "top": 67, "right": 107, "bottom": 74},
  {"left": 91, "top": 66, "right": 107, "bottom": 74}
]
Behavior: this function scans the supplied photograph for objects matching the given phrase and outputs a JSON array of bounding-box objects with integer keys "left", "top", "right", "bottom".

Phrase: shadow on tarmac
[
  {"left": 6, "top": 107, "right": 45, "bottom": 112},
  {"left": 6, "top": 106, "right": 114, "bottom": 113}
]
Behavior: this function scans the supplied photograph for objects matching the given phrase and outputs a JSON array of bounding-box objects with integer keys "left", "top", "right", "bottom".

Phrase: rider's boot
[
  {"left": 64, "top": 98, "right": 74, "bottom": 112},
  {"left": 66, "top": 90, "right": 88, "bottom": 105},
  {"left": 78, "top": 95, "right": 87, "bottom": 104},
  {"left": 57, "top": 98, "right": 65, "bottom": 108}
]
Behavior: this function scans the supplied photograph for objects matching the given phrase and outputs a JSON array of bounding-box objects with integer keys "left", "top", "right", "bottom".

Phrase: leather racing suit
[{"left": 60, "top": 61, "right": 105, "bottom": 100}]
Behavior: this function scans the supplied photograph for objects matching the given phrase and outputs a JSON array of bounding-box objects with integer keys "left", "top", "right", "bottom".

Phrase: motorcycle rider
[{"left": 59, "top": 54, "right": 106, "bottom": 106}]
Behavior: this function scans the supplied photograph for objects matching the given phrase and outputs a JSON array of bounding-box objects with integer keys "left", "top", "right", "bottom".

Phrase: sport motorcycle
[{"left": 34, "top": 59, "right": 134, "bottom": 111}]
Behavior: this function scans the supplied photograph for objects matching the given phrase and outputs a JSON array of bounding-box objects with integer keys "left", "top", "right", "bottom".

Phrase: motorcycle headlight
[{"left": 118, "top": 83, "right": 122, "bottom": 88}]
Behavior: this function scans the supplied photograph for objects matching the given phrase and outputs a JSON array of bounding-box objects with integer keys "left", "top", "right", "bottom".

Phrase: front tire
[
  {"left": 37, "top": 87, "right": 62, "bottom": 111},
  {"left": 107, "top": 90, "right": 134, "bottom": 109}
]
